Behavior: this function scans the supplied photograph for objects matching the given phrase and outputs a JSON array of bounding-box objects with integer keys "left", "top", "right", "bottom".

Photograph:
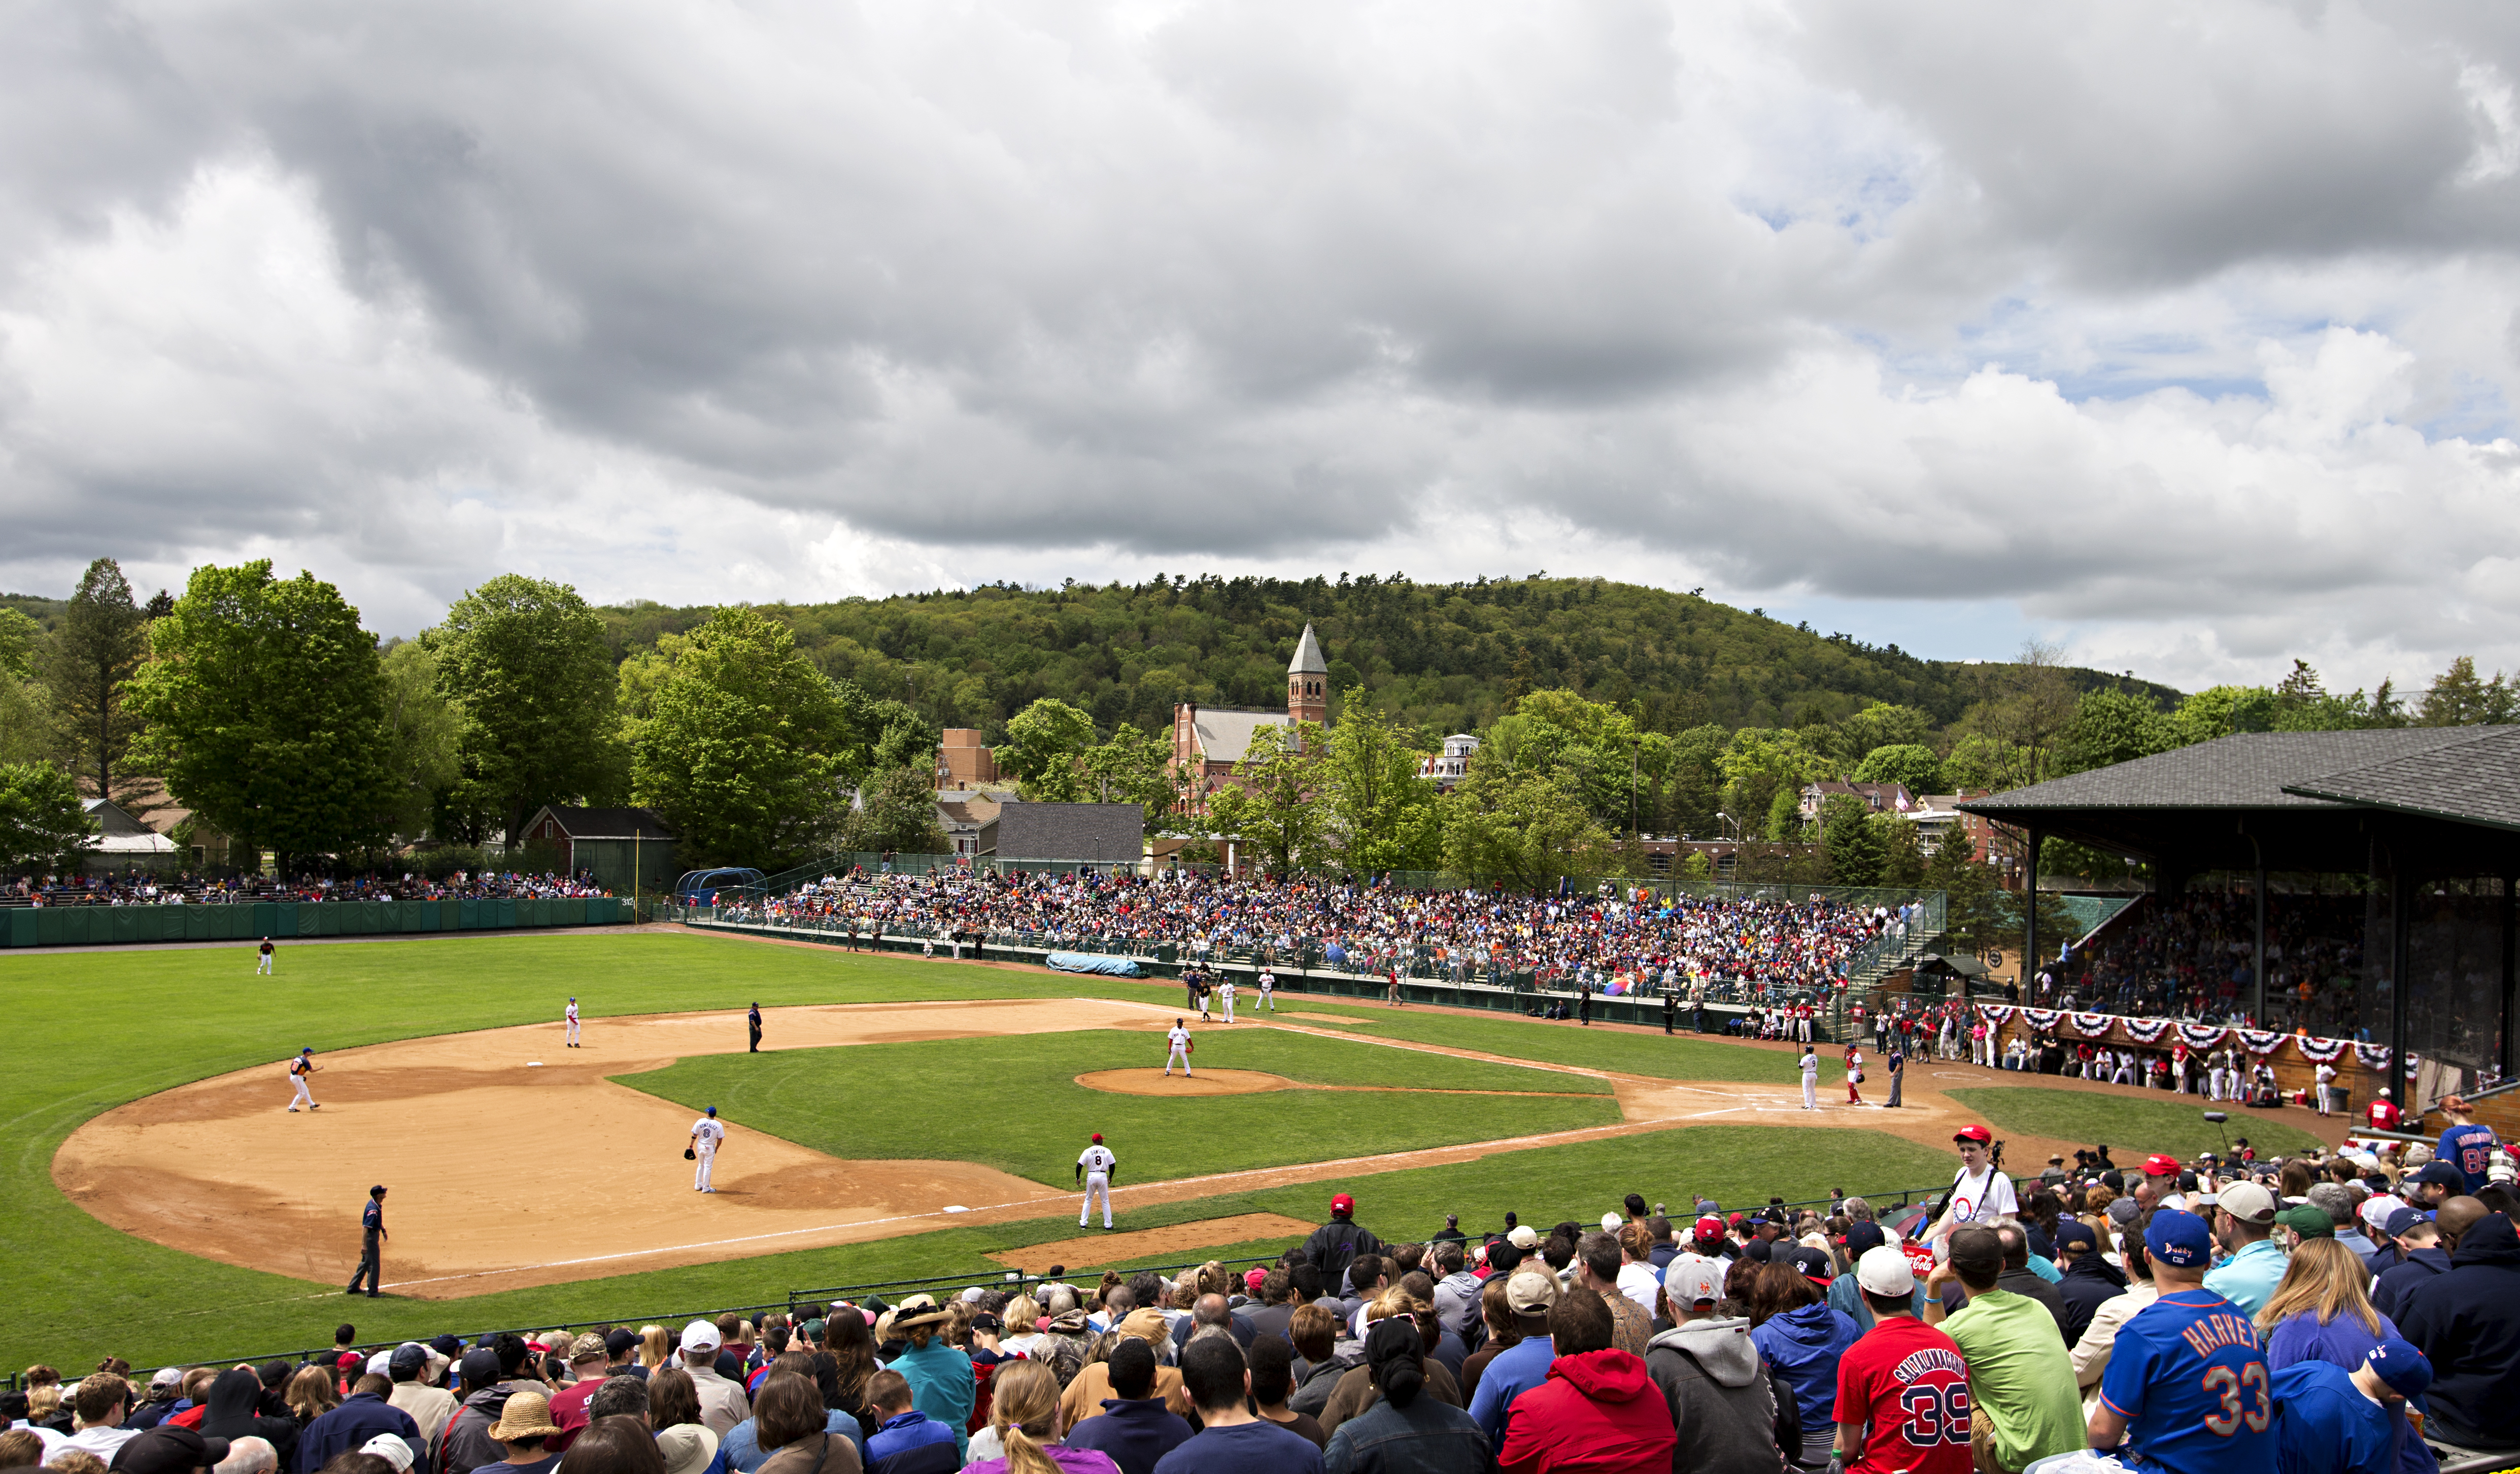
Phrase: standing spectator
[
  {"left": 1747, "top": 1261, "right": 1860, "bottom": 1468},
  {"left": 2081, "top": 1210, "right": 2276, "bottom": 1474},
  {"left": 880, "top": 1301, "right": 971, "bottom": 1465},
  {"left": 1466, "top": 1271, "right": 1560, "bottom": 1450},
  {"left": 1152, "top": 1338, "right": 1323, "bottom": 1474},
  {"left": 1924, "top": 1227, "right": 2082, "bottom": 1474},
  {"left": 1646, "top": 1252, "right": 1791, "bottom": 1474},
  {"left": 1832, "top": 1246, "right": 1971, "bottom": 1474},
  {"left": 1320, "top": 1319, "right": 1491, "bottom": 1474},
  {"left": 1493, "top": 1287, "right": 1675, "bottom": 1472},
  {"left": 2202, "top": 1183, "right": 2287, "bottom": 1318},
  {"left": 1574, "top": 1233, "right": 1654, "bottom": 1358},
  {"left": 2395, "top": 1209, "right": 2520, "bottom": 1454},
  {"left": 2434, "top": 1098, "right": 2501, "bottom": 1195},
  {"left": 1302, "top": 1196, "right": 1386, "bottom": 1301}
]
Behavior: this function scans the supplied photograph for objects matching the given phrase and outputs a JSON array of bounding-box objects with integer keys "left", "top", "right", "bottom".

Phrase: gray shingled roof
[
  {"left": 985, "top": 802, "right": 1143, "bottom": 861},
  {"left": 1192, "top": 707, "right": 1295, "bottom": 763},
  {"left": 532, "top": 805, "right": 677, "bottom": 839},
  {"left": 2282, "top": 726, "right": 2520, "bottom": 832},
  {"left": 1289, "top": 623, "right": 1329, "bottom": 675},
  {"left": 1961, "top": 729, "right": 2488, "bottom": 814}
]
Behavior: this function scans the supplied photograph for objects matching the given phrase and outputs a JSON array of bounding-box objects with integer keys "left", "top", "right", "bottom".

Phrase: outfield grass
[
  {"left": 1945, "top": 1086, "right": 2326, "bottom": 1160},
  {"left": 618, "top": 1030, "right": 1617, "bottom": 1188},
  {"left": 0, "top": 930, "right": 1879, "bottom": 1369}
]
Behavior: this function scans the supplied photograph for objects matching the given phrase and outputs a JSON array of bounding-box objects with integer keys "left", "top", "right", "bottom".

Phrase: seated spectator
[
  {"left": 1152, "top": 1336, "right": 1322, "bottom": 1474},
  {"left": 1059, "top": 1341, "right": 1190, "bottom": 1474},
  {"left": 858, "top": 1373, "right": 952, "bottom": 1474},
  {"left": 877, "top": 1301, "right": 969, "bottom": 1466},
  {"left": 1321, "top": 1318, "right": 1491, "bottom": 1474},
  {"left": 1832, "top": 1246, "right": 1970, "bottom": 1474},
  {"left": 552, "top": 1417, "right": 665, "bottom": 1474},
  {"left": 744, "top": 1376, "right": 858, "bottom": 1474},
  {"left": 295, "top": 1377, "right": 420, "bottom": 1474},
  {"left": 2202, "top": 1183, "right": 2287, "bottom": 1317},
  {"left": 1494, "top": 1282, "right": 1675, "bottom": 1471},
  {"left": 960, "top": 1361, "right": 1112, "bottom": 1474},
  {"left": 1925, "top": 1226, "right": 2083, "bottom": 1474},
  {"left": 654, "top": 1425, "right": 718, "bottom": 1474},
  {"left": 1574, "top": 1232, "right": 1653, "bottom": 1358},
  {"left": 2396, "top": 1209, "right": 2520, "bottom": 1453},
  {"left": 196, "top": 1371, "right": 298, "bottom": 1474},
  {"left": 1646, "top": 1252, "right": 1794, "bottom": 1474},
  {"left": 2369, "top": 1209, "right": 2452, "bottom": 1324},
  {"left": 1318, "top": 1292, "right": 1459, "bottom": 1435},
  {"left": 40, "top": 1373, "right": 140, "bottom": 1464},
  {"left": 1465, "top": 1271, "right": 1559, "bottom": 1450},
  {"left": 1746, "top": 1259, "right": 1860, "bottom": 1467},
  {"left": 2050, "top": 1221, "right": 2125, "bottom": 1351},
  {"left": 2269, "top": 1342, "right": 2433, "bottom": 1474},
  {"left": 1246, "top": 1340, "right": 1326, "bottom": 1452},
  {"left": 1058, "top": 1313, "right": 1192, "bottom": 1427},
  {"left": 385, "top": 1347, "right": 457, "bottom": 1456}
]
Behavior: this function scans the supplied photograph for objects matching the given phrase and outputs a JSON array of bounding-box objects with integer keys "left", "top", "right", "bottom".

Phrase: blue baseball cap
[
  {"left": 705, "top": 1106, "right": 717, "bottom": 1116},
  {"left": 2382, "top": 1206, "right": 2429, "bottom": 1238},
  {"left": 2144, "top": 1209, "right": 2213, "bottom": 1268},
  {"left": 2365, "top": 1338, "right": 2432, "bottom": 1399}
]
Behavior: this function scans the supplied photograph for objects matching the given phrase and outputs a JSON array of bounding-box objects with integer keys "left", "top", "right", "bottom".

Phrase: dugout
[{"left": 1962, "top": 728, "right": 2520, "bottom": 1108}]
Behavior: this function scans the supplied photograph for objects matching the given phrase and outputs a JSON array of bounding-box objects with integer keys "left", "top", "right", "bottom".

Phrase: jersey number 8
[{"left": 2200, "top": 1363, "right": 2271, "bottom": 1436}]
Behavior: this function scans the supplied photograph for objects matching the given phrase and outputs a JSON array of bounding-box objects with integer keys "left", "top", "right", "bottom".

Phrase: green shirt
[{"left": 1942, "top": 1288, "right": 2085, "bottom": 1471}]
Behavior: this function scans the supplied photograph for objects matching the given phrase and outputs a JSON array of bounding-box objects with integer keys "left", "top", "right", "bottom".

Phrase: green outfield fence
[{"left": 0, "top": 896, "right": 634, "bottom": 949}]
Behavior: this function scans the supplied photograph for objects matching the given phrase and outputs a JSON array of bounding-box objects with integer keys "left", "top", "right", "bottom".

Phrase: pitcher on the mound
[
  {"left": 1165, "top": 1018, "right": 1193, "bottom": 1077},
  {"left": 1218, "top": 977, "right": 1237, "bottom": 1023},
  {"left": 1077, "top": 1132, "right": 1116, "bottom": 1228}
]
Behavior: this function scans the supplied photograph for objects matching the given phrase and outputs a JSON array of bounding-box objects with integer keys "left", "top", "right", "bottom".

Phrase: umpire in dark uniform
[
  {"left": 347, "top": 1185, "right": 387, "bottom": 1296},
  {"left": 747, "top": 1002, "right": 763, "bottom": 1053},
  {"left": 1661, "top": 987, "right": 1677, "bottom": 1035}
]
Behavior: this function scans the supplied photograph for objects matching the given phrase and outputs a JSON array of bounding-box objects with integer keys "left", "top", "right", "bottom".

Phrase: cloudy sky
[{"left": 4, "top": 0, "right": 2517, "bottom": 693}]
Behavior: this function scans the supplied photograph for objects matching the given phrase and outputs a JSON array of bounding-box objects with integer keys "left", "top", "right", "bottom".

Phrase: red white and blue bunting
[
  {"left": 2121, "top": 1017, "right": 2175, "bottom": 1044},
  {"left": 1978, "top": 1005, "right": 2015, "bottom": 1025},
  {"left": 2294, "top": 1035, "right": 2351, "bottom": 1064},
  {"left": 2021, "top": 1008, "right": 2061, "bottom": 1032},
  {"left": 2177, "top": 1024, "right": 2230, "bottom": 1049},
  {"left": 2238, "top": 1030, "right": 2289, "bottom": 1056},
  {"left": 1975, "top": 1006, "right": 2380, "bottom": 1070},
  {"left": 2071, "top": 1012, "right": 2114, "bottom": 1037},
  {"left": 2355, "top": 1042, "right": 2393, "bottom": 1071}
]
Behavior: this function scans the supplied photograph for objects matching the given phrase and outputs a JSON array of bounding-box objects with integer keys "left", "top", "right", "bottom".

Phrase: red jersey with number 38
[{"left": 1833, "top": 1316, "right": 1974, "bottom": 1474}]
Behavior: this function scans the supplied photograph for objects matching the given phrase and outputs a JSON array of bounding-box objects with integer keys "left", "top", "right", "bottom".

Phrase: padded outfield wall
[{"left": 1, "top": 897, "right": 632, "bottom": 948}]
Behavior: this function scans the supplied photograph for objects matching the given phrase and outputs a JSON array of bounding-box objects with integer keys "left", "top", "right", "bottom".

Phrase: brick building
[
  {"left": 1171, "top": 623, "right": 1332, "bottom": 812},
  {"left": 934, "top": 729, "right": 1001, "bottom": 787}
]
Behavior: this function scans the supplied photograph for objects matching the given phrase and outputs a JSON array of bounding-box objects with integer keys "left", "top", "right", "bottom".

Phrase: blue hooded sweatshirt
[{"left": 1750, "top": 1299, "right": 1862, "bottom": 1432}]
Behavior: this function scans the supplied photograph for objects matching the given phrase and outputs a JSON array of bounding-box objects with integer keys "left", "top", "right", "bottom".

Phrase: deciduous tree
[
  {"left": 1001, "top": 698, "right": 1096, "bottom": 801},
  {"left": 1205, "top": 723, "right": 1323, "bottom": 876},
  {"left": 1854, "top": 742, "right": 1943, "bottom": 795},
  {"left": 0, "top": 760, "right": 93, "bottom": 872},
  {"left": 1317, "top": 687, "right": 1438, "bottom": 871},
  {"left": 427, "top": 575, "right": 623, "bottom": 848}
]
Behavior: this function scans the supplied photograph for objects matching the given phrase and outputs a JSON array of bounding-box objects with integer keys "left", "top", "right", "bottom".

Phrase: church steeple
[{"left": 1287, "top": 623, "right": 1329, "bottom": 726}]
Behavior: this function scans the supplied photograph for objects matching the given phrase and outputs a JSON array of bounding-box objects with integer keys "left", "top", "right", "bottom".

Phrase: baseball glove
[
  {"left": 684, "top": 1147, "right": 697, "bottom": 1160},
  {"left": 1185, "top": 1039, "right": 1196, "bottom": 1054}
]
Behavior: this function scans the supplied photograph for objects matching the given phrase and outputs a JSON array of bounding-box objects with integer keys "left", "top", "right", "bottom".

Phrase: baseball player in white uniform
[
  {"left": 256, "top": 937, "right": 275, "bottom": 975},
  {"left": 1164, "top": 1018, "right": 1193, "bottom": 1077},
  {"left": 1257, "top": 968, "right": 1275, "bottom": 1011},
  {"left": 1076, "top": 1132, "right": 1117, "bottom": 1228},
  {"left": 690, "top": 1106, "right": 726, "bottom": 1191},
  {"left": 1218, "top": 977, "right": 1237, "bottom": 1023},
  {"left": 565, "top": 997, "right": 581, "bottom": 1048},
  {"left": 2314, "top": 1060, "right": 2337, "bottom": 1116},
  {"left": 287, "top": 1047, "right": 321, "bottom": 1112},
  {"left": 1799, "top": 1045, "right": 1818, "bottom": 1111}
]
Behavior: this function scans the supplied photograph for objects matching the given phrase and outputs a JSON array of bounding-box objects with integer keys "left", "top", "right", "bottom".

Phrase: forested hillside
[{"left": 595, "top": 574, "right": 2178, "bottom": 745}]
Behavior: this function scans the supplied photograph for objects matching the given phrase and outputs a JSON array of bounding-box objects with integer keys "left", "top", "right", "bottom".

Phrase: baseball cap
[
  {"left": 2218, "top": 1181, "right": 2277, "bottom": 1227},
  {"left": 1785, "top": 1246, "right": 1833, "bottom": 1285},
  {"left": 1843, "top": 1221, "right": 1886, "bottom": 1255},
  {"left": 2409, "top": 1161, "right": 2466, "bottom": 1190},
  {"left": 1505, "top": 1269, "right": 1560, "bottom": 1314},
  {"left": 680, "top": 1319, "right": 723, "bottom": 1352},
  {"left": 1855, "top": 1245, "right": 1915, "bottom": 1296},
  {"left": 569, "top": 1334, "right": 609, "bottom": 1364},
  {"left": 2143, "top": 1153, "right": 2182, "bottom": 1178},
  {"left": 1693, "top": 1215, "right": 1725, "bottom": 1243},
  {"left": 2143, "top": 1209, "right": 2212, "bottom": 1267},
  {"left": 2276, "top": 1205, "right": 2334, "bottom": 1239},
  {"left": 2382, "top": 1205, "right": 2428, "bottom": 1238},
  {"left": 430, "top": 1335, "right": 464, "bottom": 1359},
  {"left": 1331, "top": 1193, "right": 1354, "bottom": 1214},
  {"left": 458, "top": 1348, "right": 500, "bottom": 1389},
  {"left": 2107, "top": 1197, "right": 2140, "bottom": 1227},
  {"left": 110, "top": 1426, "right": 229, "bottom": 1474},
  {"left": 604, "top": 1329, "right": 639, "bottom": 1358},
  {"left": 1954, "top": 1124, "right": 1992, "bottom": 1145},
  {"left": 365, "top": 1351, "right": 393, "bottom": 1378},
  {"left": 2359, "top": 1196, "right": 2402, "bottom": 1236},
  {"left": 2054, "top": 1220, "right": 2097, "bottom": 1253},
  {"left": 2364, "top": 1339, "right": 2433, "bottom": 1399},
  {"left": 149, "top": 1367, "right": 183, "bottom": 1390},
  {"left": 359, "top": 1434, "right": 416, "bottom": 1473},
  {"left": 1663, "top": 1253, "right": 1725, "bottom": 1309},
  {"left": 1508, "top": 1224, "right": 1540, "bottom": 1250},
  {"left": 389, "top": 1344, "right": 428, "bottom": 1377},
  {"left": 1244, "top": 1269, "right": 1267, "bottom": 1293},
  {"left": 1091, "top": 1133, "right": 1102, "bottom": 1143}
]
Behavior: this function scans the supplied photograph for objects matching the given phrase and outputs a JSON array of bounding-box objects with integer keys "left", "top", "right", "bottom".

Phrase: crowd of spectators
[
  {"left": 4, "top": 872, "right": 614, "bottom": 909},
  {"left": 2040, "top": 893, "right": 2369, "bottom": 1034},
  {"left": 13, "top": 1115, "right": 2518, "bottom": 1474},
  {"left": 718, "top": 868, "right": 1902, "bottom": 998}
]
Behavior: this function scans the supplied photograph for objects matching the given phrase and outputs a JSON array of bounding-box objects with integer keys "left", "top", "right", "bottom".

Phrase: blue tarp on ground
[{"left": 1044, "top": 951, "right": 1143, "bottom": 977}]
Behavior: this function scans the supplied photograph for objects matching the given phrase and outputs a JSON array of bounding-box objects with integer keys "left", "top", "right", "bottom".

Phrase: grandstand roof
[
  {"left": 979, "top": 801, "right": 1144, "bottom": 863},
  {"left": 1959, "top": 729, "right": 2520, "bottom": 874},
  {"left": 524, "top": 806, "right": 676, "bottom": 840}
]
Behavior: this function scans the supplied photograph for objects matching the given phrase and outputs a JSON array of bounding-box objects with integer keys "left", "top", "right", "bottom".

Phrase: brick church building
[{"left": 1171, "top": 623, "right": 1330, "bottom": 812}]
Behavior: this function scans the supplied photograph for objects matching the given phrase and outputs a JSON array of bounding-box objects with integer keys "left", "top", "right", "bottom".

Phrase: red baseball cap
[
  {"left": 1331, "top": 1193, "right": 1354, "bottom": 1214},
  {"left": 2143, "top": 1154, "right": 2181, "bottom": 1177},
  {"left": 1091, "top": 1133, "right": 1103, "bottom": 1143},
  {"left": 1694, "top": 1215, "right": 1725, "bottom": 1240},
  {"left": 1954, "top": 1124, "right": 1992, "bottom": 1145}
]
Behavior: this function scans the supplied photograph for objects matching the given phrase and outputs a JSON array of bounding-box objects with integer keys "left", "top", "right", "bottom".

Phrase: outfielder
[
  {"left": 1164, "top": 1018, "right": 1194, "bottom": 1077},
  {"left": 565, "top": 997, "right": 581, "bottom": 1048},
  {"left": 1218, "top": 976, "right": 1236, "bottom": 1023},
  {"left": 257, "top": 937, "right": 275, "bottom": 975},
  {"left": 288, "top": 1047, "right": 321, "bottom": 1112},
  {"left": 1257, "top": 968, "right": 1276, "bottom": 1011},
  {"left": 1076, "top": 1132, "right": 1116, "bottom": 1228},
  {"left": 689, "top": 1106, "right": 726, "bottom": 1192}
]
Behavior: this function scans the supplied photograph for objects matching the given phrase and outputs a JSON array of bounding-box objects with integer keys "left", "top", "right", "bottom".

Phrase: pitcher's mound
[{"left": 1076, "top": 1068, "right": 1295, "bottom": 1096}]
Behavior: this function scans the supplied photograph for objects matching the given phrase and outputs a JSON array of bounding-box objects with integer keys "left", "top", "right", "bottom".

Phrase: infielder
[
  {"left": 1257, "top": 968, "right": 1276, "bottom": 1011},
  {"left": 689, "top": 1106, "right": 726, "bottom": 1192},
  {"left": 288, "top": 1047, "right": 322, "bottom": 1112},
  {"left": 1076, "top": 1132, "right": 1116, "bottom": 1228},
  {"left": 257, "top": 937, "right": 275, "bottom": 975},
  {"left": 1164, "top": 1018, "right": 1194, "bottom": 1077},
  {"left": 565, "top": 997, "right": 581, "bottom": 1048},
  {"left": 1799, "top": 1044, "right": 1818, "bottom": 1111},
  {"left": 1218, "top": 976, "right": 1236, "bottom": 1023}
]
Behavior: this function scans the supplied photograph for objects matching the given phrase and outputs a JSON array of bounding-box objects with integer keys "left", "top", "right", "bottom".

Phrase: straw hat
[
  {"left": 487, "top": 1392, "right": 562, "bottom": 1443},
  {"left": 889, "top": 1294, "right": 950, "bottom": 1333},
  {"left": 656, "top": 1424, "right": 720, "bottom": 1474}
]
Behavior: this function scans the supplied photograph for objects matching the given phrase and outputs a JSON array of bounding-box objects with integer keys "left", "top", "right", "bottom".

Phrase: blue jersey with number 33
[{"left": 2101, "top": 1290, "right": 2276, "bottom": 1474}]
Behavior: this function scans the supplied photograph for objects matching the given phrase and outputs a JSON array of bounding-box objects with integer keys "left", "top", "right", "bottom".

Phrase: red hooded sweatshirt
[{"left": 1497, "top": 1347, "right": 1677, "bottom": 1472}]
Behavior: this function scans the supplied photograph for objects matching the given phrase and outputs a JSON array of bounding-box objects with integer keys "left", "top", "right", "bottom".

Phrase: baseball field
[{"left": 0, "top": 924, "right": 2335, "bottom": 1371}]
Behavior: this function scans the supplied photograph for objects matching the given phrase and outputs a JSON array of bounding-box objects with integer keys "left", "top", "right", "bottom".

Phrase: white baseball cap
[
  {"left": 361, "top": 1437, "right": 416, "bottom": 1473},
  {"left": 1855, "top": 1245, "right": 1916, "bottom": 1297},
  {"left": 681, "top": 1319, "right": 723, "bottom": 1352},
  {"left": 1507, "top": 1224, "right": 1540, "bottom": 1250},
  {"left": 1662, "top": 1253, "right": 1725, "bottom": 1309}
]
